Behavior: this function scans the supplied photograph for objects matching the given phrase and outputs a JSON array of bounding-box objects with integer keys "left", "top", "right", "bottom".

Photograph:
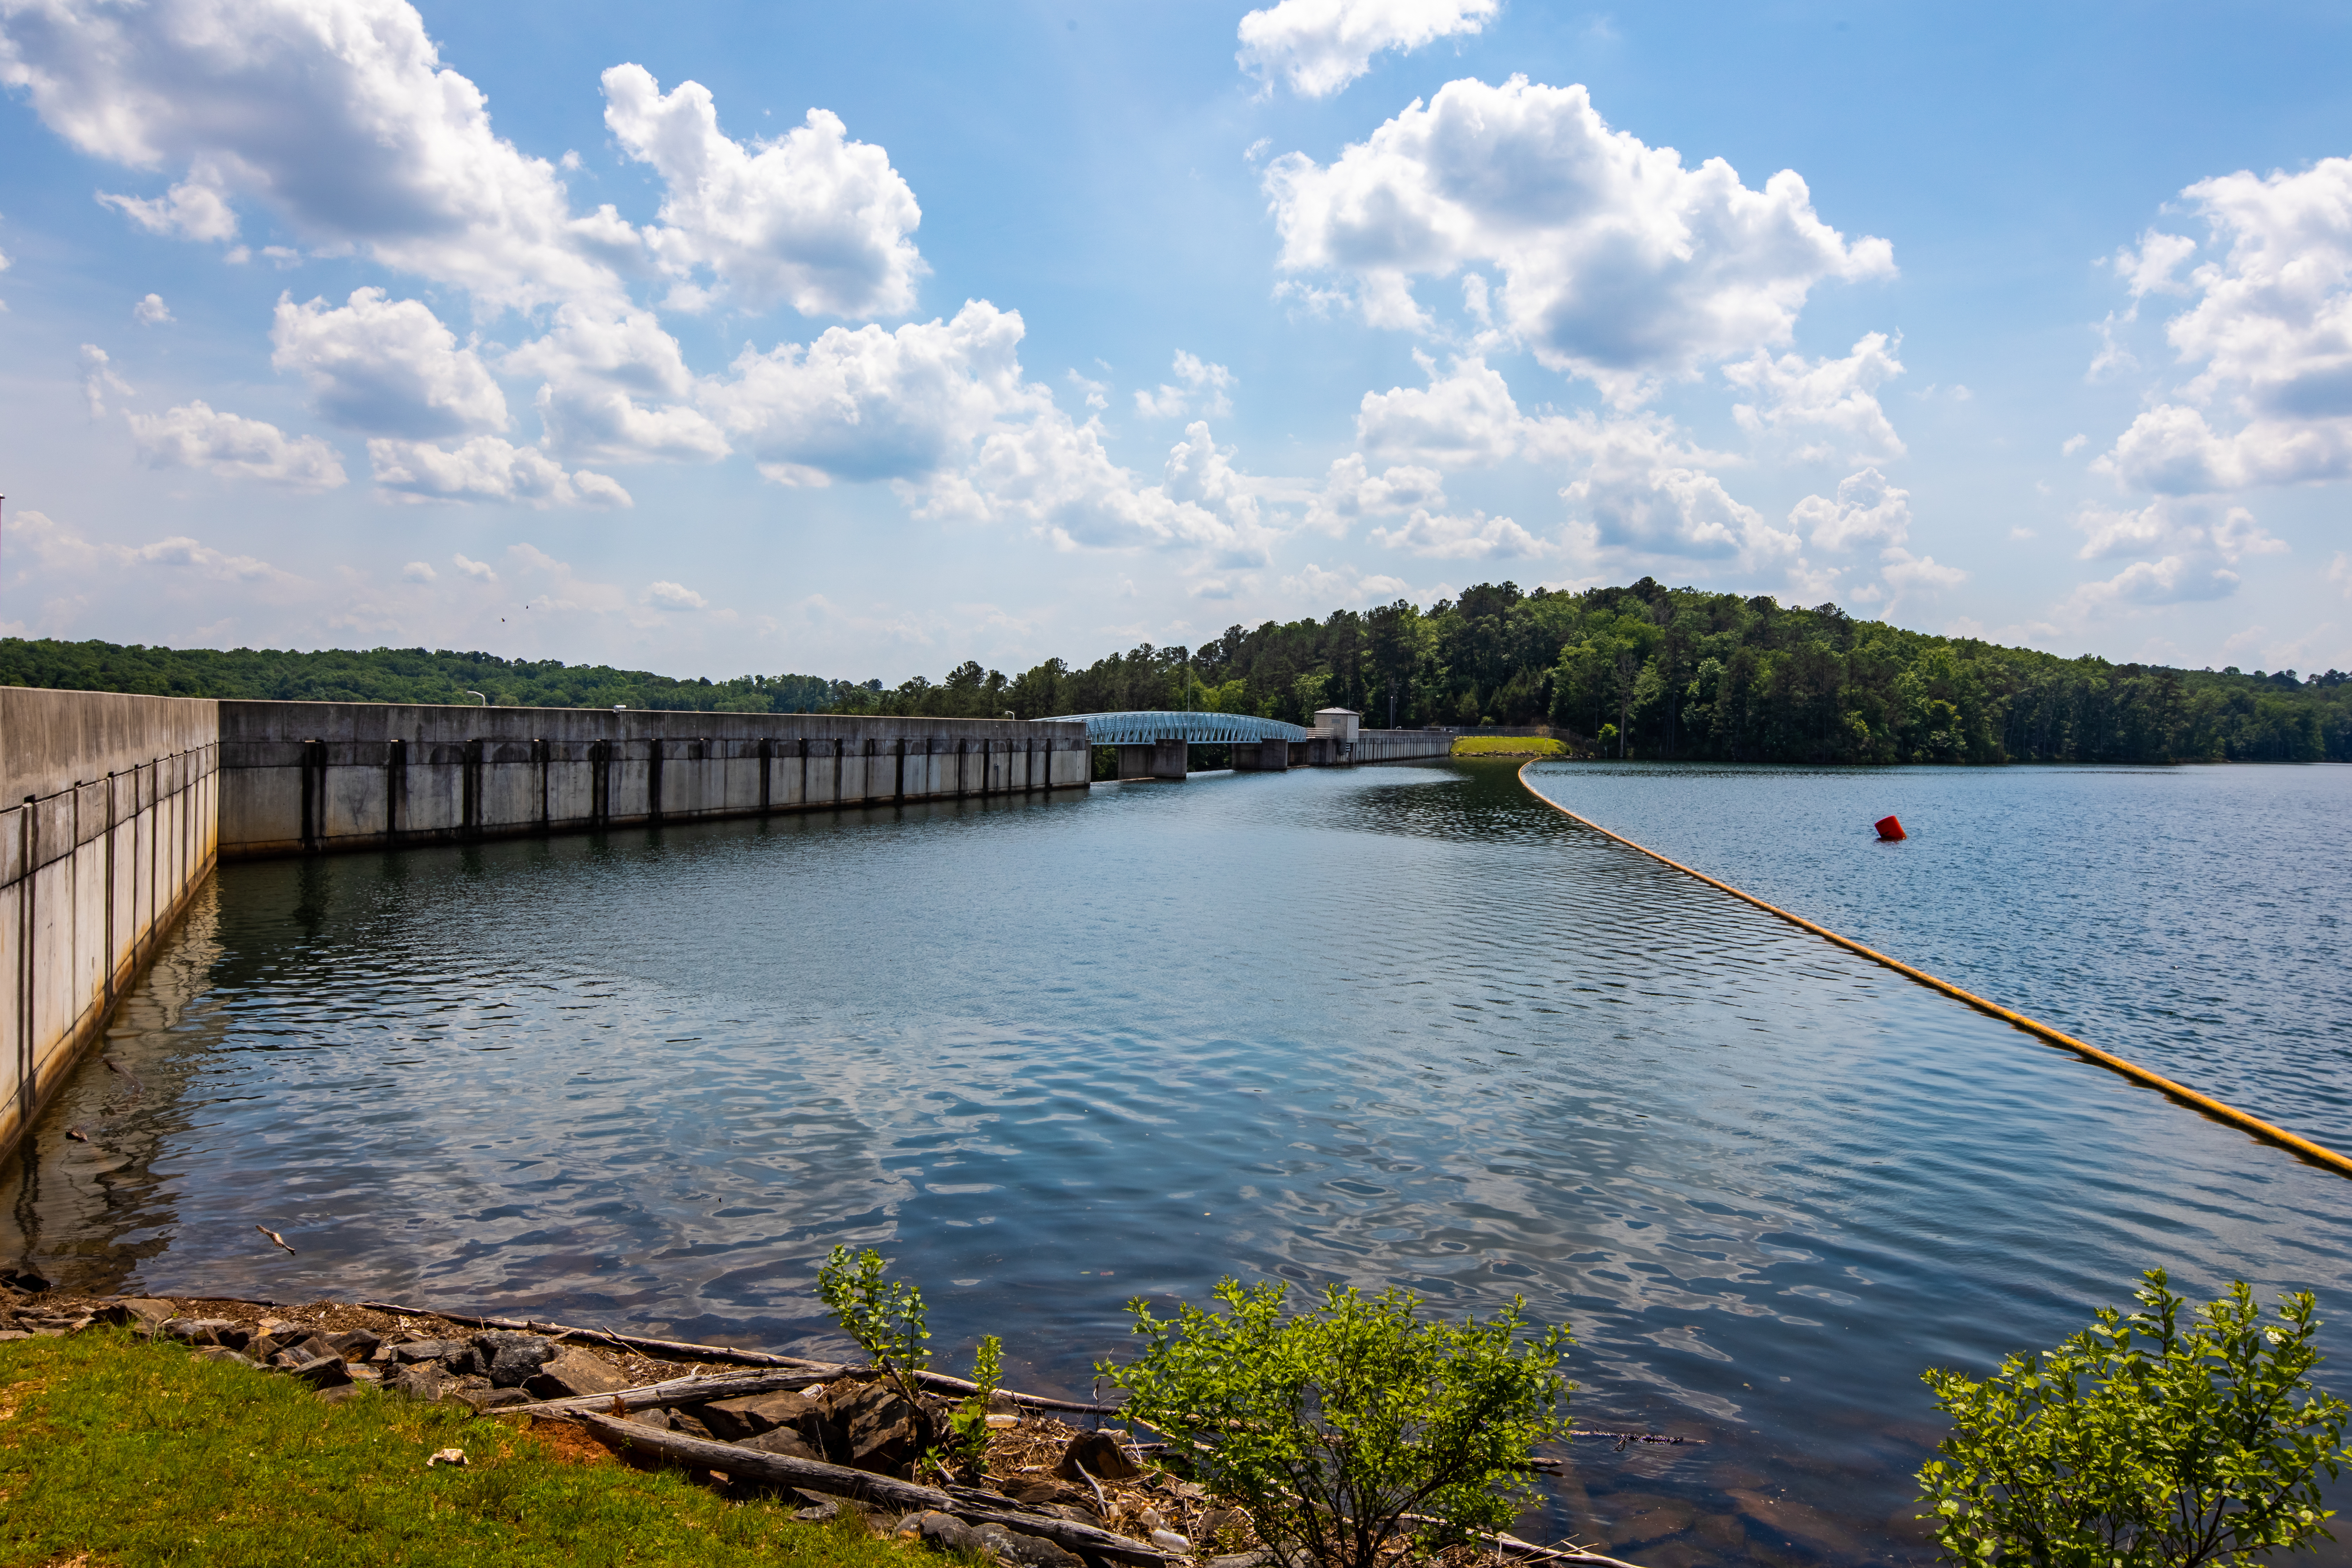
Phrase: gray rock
[
  {"left": 287, "top": 1353, "right": 354, "bottom": 1391},
  {"left": 793, "top": 1498, "right": 841, "bottom": 1523},
  {"left": 902, "top": 1511, "right": 979, "bottom": 1553},
  {"left": 95, "top": 1299, "right": 176, "bottom": 1333},
  {"left": 979, "top": 1525, "right": 1084, "bottom": 1568},
  {"left": 389, "top": 1363, "right": 450, "bottom": 1402},
  {"left": 391, "top": 1337, "right": 468, "bottom": 1365},
  {"left": 701, "top": 1389, "right": 815, "bottom": 1442},
  {"left": 162, "top": 1317, "right": 245, "bottom": 1348},
  {"left": 522, "top": 1347, "right": 630, "bottom": 1400},
  {"left": 193, "top": 1347, "right": 259, "bottom": 1367},
  {"left": 0, "top": 1330, "right": 31, "bottom": 1343},
  {"left": 736, "top": 1426, "right": 818, "bottom": 1459},
  {"left": 669, "top": 1408, "right": 715, "bottom": 1441},
  {"left": 315, "top": 1384, "right": 361, "bottom": 1405},
  {"left": 327, "top": 1327, "right": 382, "bottom": 1360},
  {"left": 473, "top": 1332, "right": 555, "bottom": 1388}
]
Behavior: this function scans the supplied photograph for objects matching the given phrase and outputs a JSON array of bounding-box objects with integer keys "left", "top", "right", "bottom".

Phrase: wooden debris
[{"left": 578, "top": 1412, "right": 1166, "bottom": 1566}]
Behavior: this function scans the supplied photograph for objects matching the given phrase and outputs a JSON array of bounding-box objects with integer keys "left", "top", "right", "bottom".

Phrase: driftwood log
[
  {"left": 358, "top": 1298, "right": 1115, "bottom": 1414},
  {"left": 579, "top": 1412, "right": 1165, "bottom": 1565},
  {"left": 504, "top": 1368, "right": 830, "bottom": 1418}
]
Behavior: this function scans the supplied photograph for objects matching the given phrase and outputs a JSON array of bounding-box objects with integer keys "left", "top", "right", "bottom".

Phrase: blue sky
[{"left": 4, "top": 0, "right": 2350, "bottom": 682}]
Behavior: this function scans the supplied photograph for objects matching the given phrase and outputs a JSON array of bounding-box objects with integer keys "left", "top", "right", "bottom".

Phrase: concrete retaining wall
[
  {"left": 2, "top": 689, "right": 220, "bottom": 1165},
  {"left": 1353, "top": 729, "right": 1459, "bottom": 763},
  {"left": 216, "top": 702, "right": 1093, "bottom": 858}
]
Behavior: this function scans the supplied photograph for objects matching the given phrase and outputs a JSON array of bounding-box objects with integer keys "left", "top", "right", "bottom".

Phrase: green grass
[
  {"left": 1449, "top": 736, "right": 1567, "bottom": 757},
  {"left": 0, "top": 1331, "right": 930, "bottom": 1567}
]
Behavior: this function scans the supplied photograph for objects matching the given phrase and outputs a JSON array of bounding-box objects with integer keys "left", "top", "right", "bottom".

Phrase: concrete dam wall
[
  {"left": 1, "top": 694, "right": 1090, "bottom": 1164},
  {"left": 216, "top": 702, "right": 1093, "bottom": 858},
  {"left": 3, "top": 688, "right": 221, "bottom": 1166}
]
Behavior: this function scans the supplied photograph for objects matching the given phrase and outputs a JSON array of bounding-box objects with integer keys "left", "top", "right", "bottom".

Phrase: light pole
[{"left": 464, "top": 690, "right": 487, "bottom": 707}]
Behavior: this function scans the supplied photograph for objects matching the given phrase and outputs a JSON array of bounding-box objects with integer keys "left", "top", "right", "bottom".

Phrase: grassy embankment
[
  {"left": 1449, "top": 737, "right": 1567, "bottom": 758},
  {"left": 0, "top": 1330, "right": 927, "bottom": 1568}
]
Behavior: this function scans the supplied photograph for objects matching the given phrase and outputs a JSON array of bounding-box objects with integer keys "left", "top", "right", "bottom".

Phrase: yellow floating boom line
[{"left": 1515, "top": 761, "right": 2352, "bottom": 1181}]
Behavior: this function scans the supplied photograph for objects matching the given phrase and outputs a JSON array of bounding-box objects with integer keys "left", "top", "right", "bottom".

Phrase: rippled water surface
[
  {"left": 1522, "top": 761, "right": 2352, "bottom": 1148},
  {"left": 9, "top": 760, "right": 2352, "bottom": 1567}
]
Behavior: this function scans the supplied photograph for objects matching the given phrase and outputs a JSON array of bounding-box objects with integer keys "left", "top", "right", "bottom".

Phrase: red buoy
[{"left": 1875, "top": 814, "right": 1906, "bottom": 841}]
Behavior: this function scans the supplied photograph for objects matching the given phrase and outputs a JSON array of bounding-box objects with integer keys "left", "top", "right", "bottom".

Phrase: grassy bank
[
  {"left": 1450, "top": 737, "right": 1567, "bottom": 757},
  {"left": 0, "top": 1331, "right": 922, "bottom": 1567}
]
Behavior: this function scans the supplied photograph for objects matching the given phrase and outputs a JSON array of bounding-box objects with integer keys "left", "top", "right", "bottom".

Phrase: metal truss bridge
[{"left": 1049, "top": 711, "right": 1312, "bottom": 745}]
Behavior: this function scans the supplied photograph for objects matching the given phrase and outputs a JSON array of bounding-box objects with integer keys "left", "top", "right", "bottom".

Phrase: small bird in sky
[{"left": 256, "top": 1224, "right": 296, "bottom": 1257}]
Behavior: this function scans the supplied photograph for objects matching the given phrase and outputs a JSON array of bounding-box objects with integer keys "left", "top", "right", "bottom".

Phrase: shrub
[
  {"left": 1918, "top": 1269, "right": 2352, "bottom": 1568},
  {"left": 1105, "top": 1279, "right": 1571, "bottom": 1568},
  {"left": 946, "top": 1334, "right": 1004, "bottom": 1481},
  {"left": 817, "top": 1245, "right": 932, "bottom": 1410}
]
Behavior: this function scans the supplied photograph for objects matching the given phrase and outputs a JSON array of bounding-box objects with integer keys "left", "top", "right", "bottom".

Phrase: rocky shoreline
[{"left": 0, "top": 1287, "right": 1632, "bottom": 1568}]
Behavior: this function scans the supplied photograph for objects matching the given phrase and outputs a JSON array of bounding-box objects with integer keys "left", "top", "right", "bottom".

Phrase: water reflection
[{"left": 4, "top": 762, "right": 2349, "bottom": 1565}]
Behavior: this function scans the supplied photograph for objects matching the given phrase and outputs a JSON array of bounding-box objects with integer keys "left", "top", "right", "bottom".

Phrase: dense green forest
[
  {"left": 7, "top": 578, "right": 2348, "bottom": 763},
  {"left": 0, "top": 639, "right": 859, "bottom": 715}
]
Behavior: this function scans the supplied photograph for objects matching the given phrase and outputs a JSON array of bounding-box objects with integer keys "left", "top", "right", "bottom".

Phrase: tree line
[
  {"left": 6, "top": 577, "right": 2347, "bottom": 763},
  {"left": 834, "top": 579, "right": 2351, "bottom": 765}
]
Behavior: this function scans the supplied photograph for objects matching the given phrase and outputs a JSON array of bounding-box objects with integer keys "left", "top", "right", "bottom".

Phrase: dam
[{"left": 0, "top": 686, "right": 1454, "bottom": 1163}]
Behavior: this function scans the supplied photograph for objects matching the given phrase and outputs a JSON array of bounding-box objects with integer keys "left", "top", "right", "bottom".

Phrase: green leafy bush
[
  {"left": 818, "top": 1245, "right": 933, "bottom": 1410},
  {"left": 946, "top": 1334, "right": 1005, "bottom": 1480},
  {"left": 1919, "top": 1269, "right": 2352, "bottom": 1568},
  {"left": 1105, "top": 1279, "right": 1571, "bottom": 1568}
]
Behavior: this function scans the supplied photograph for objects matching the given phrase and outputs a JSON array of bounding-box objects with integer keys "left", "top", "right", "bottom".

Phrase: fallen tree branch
[
  {"left": 578, "top": 1412, "right": 1165, "bottom": 1566},
  {"left": 503, "top": 1368, "right": 828, "bottom": 1418},
  {"left": 358, "top": 1299, "right": 1116, "bottom": 1414}
]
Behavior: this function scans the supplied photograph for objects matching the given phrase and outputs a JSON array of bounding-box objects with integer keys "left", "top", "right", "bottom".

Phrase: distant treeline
[
  {"left": 0, "top": 640, "right": 864, "bottom": 716},
  {"left": 7, "top": 577, "right": 2348, "bottom": 763}
]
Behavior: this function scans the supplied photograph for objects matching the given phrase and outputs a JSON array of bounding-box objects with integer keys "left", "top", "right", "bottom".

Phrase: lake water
[{"left": 7, "top": 758, "right": 2351, "bottom": 1566}]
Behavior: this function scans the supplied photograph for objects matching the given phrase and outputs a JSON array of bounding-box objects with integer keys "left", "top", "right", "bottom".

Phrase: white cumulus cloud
[
  {"left": 700, "top": 300, "right": 1041, "bottom": 487},
  {"left": 1305, "top": 452, "right": 1446, "bottom": 535},
  {"left": 1790, "top": 467, "right": 1912, "bottom": 551},
  {"left": 369, "top": 435, "right": 628, "bottom": 507},
  {"left": 2097, "top": 157, "right": 2352, "bottom": 495},
  {"left": 1356, "top": 354, "right": 1523, "bottom": 466},
  {"left": 132, "top": 292, "right": 173, "bottom": 325},
  {"left": 924, "top": 415, "right": 1281, "bottom": 564},
  {"left": 504, "top": 305, "right": 729, "bottom": 464},
  {"left": 1237, "top": 0, "right": 1497, "bottom": 99},
  {"left": 2, "top": 0, "right": 630, "bottom": 311},
  {"left": 2072, "top": 497, "right": 2285, "bottom": 565},
  {"left": 1264, "top": 76, "right": 1894, "bottom": 403},
  {"left": 1726, "top": 331, "right": 1906, "bottom": 463},
  {"left": 2062, "top": 555, "right": 2241, "bottom": 615},
  {"left": 1134, "top": 351, "right": 1236, "bottom": 420},
  {"left": 270, "top": 288, "right": 508, "bottom": 438},
  {"left": 1547, "top": 412, "right": 1796, "bottom": 563},
  {"left": 602, "top": 63, "right": 923, "bottom": 319},
  {"left": 127, "top": 399, "right": 348, "bottom": 488},
  {"left": 79, "top": 342, "right": 130, "bottom": 416},
  {"left": 644, "top": 580, "right": 708, "bottom": 611},
  {"left": 1370, "top": 506, "right": 1537, "bottom": 560}
]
